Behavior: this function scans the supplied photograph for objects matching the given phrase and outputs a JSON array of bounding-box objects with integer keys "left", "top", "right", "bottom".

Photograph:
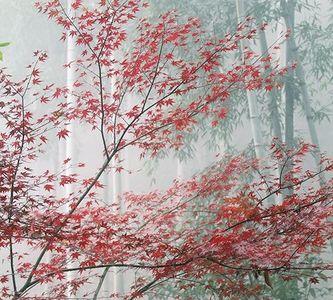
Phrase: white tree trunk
[
  {"left": 235, "top": 0, "right": 265, "bottom": 161},
  {"left": 258, "top": 29, "right": 282, "bottom": 141},
  {"left": 236, "top": 0, "right": 275, "bottom": 208},
  {"left": 64, "top": 0, "right": 75, "bottom": 296}
]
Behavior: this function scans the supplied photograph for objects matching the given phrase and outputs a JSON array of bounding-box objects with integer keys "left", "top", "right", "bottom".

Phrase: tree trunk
[
  {"left": 282, "top": 0, "right": 331, "bottom": 269},
  {"left": 282, "top": 0, "right": 296, "bottom": 149},
  {"left": 283, "top": 0, "right": 325, "bottom": 186},
  {"left": 281, "top": 0, "right": 296, "bottom": 198},
  {"left": 236, "top": 0, "right": 274, "bottom": 206},
  {"left": 257, "top": 29, "right": 283, "bottom": 142},
  {"left": 284, "top": 32, "right": 325, "bottom": 185},
  {"left": 257, "top": 21, "right": 283, "bottom": 204},
  {"left": 64, "top": 0, "right": 75, "bottom": 297},
  {"left": 235, "top": 0, "right": 265, "bottom": 161}
]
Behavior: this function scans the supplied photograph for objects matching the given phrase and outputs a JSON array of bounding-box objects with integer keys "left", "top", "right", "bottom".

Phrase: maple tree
[{"left": 0, "top": 0, "right": 333, "bottom": 299}]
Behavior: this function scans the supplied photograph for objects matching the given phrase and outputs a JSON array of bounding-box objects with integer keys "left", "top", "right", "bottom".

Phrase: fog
[{"left": 0, "top": 0, "right": 332, "bottom": 299}]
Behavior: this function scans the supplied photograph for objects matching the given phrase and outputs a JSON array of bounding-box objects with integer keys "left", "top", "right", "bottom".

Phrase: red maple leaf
[
  {"left": 32, "top": 78, "right": 42, "bottom": 85},
  {"left": 44, "top": 184, "right": 54, "bottom": 192},
  {"left": 32, "top": 69, "right": 40, "bottom": 77},
  {"left": 39, "top": 135, "right": 48, "bottom": 143},
  {"left": 52, "top": 88, "right": 62, "bottom": 99},
  {"left": 71, "top": 0, "right": 82, "bottom": 10},
  {"left": 57, "top": 128, "right": 70, "bottom": 139}
]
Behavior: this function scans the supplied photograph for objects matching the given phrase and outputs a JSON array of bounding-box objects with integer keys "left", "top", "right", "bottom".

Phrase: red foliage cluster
[{"left": 0, "top": 1, "right": 332, "bottom": 299}]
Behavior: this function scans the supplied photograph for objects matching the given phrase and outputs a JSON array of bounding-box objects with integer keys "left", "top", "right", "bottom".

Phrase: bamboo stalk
[{"left": 235, "top": 0, "right": 265, "bottom": 161}]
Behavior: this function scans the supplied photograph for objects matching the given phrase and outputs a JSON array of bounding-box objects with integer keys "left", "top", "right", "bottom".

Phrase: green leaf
[
  {"left": 309, "top": 288, "right": 316, "bottom": 298},
  {"left": 0, "top": 51, "right": 3, "bottom": 61},
  {"left": 318, "top": 273, "right": 328, "bottom": 281},
  {"left": 0, "top": 42, "right": 10, "bottom": 47}
]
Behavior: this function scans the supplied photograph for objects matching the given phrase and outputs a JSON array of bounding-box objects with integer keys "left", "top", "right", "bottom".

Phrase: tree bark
[
  {"left": 236, "top": 0, "right": 265, "bottom": 161},
  {"left": 284, "top": 32, "right": 325, "bottom": 185},
  {"left": 258, "top": 29, "right": 283, "bottom": 142},
  {"left": 281, "top": 0, "right": 296, "bottom": 199},
  {"left": 236, "top": 0, "right": 274, "bottom": 207},
  {"left": 282, "top": 0, "right": 325, "bottom": 187},
  {"left": 64, "top": 0, "right": 76, "bottom": 297}
]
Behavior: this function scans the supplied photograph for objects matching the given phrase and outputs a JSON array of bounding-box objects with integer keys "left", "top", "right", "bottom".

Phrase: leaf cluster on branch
[{"left": 0, "top": 1, "right": 332, "bottom": 299}]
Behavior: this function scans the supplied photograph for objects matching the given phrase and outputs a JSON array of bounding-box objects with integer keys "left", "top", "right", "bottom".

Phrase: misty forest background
[{"left": 1, "top": 0, "right": 333, "bottom": 299}]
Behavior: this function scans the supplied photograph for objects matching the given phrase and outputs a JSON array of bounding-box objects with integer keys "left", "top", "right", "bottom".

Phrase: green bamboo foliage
[{"left": 0, "top": 42, "right": 10, "bottom": 61}]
